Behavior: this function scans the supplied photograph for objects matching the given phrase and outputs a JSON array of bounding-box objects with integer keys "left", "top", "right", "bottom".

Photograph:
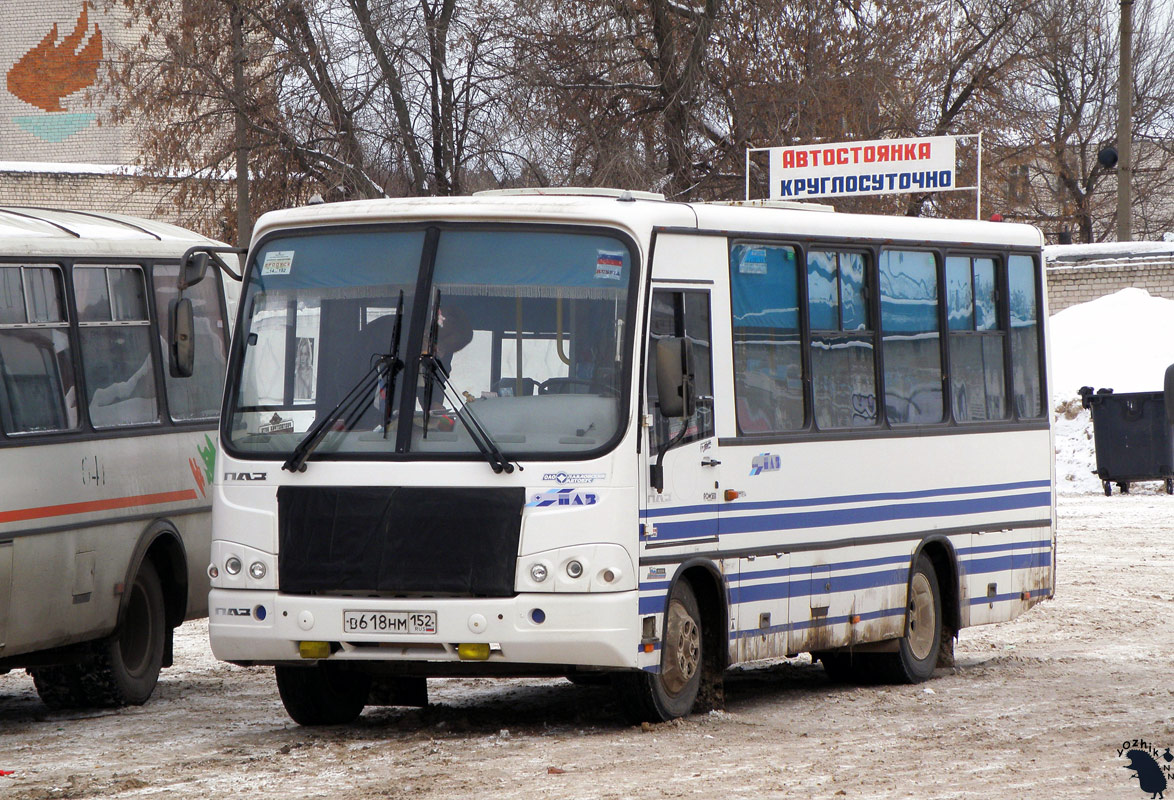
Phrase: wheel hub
[{"left": 661, "top": 599, "right": 700, "bottom": 695}]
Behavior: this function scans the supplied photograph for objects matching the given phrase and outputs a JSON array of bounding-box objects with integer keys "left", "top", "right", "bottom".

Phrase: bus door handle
[{"left": 701, "top": 457, "right": 721, "bottom": 467}]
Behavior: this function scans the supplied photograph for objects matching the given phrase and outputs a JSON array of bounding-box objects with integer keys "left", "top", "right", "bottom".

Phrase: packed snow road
[{"left": 2, "top": 491, "right": 1172, "bottom": 799}]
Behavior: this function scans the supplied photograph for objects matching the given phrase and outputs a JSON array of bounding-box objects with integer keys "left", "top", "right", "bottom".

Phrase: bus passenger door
[{"left": 644, "top": 289, "right": 720, "bottom": 551}]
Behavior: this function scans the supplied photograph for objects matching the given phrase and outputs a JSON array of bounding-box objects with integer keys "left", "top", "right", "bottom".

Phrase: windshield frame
[{"left": 221, "top": 220, "right": 643, "bottom": 465}]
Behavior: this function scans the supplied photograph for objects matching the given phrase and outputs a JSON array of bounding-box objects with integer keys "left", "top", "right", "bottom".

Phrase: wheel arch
[
  {"left": 669, "top": 558, "right": 731, "bottom": 673},
  {"left": 123, "top": 519, "right": 189, "bottom": 634},
  {"left": 911, "top": 535, "right": 960, "bottom": 639}
]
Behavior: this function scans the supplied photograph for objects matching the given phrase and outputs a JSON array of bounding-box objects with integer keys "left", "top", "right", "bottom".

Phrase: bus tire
[
  {"left": 614, "top": 580, "right": 702, "bottom": 722},
  {"left": 878, "top": 555, "right": 942, "bottom": 683},
  {"left": 275, "top": 663, "right": 371, "bottom": 726},
  {"left": 89, "top": 559, "right": 168, "bottom": 706}
]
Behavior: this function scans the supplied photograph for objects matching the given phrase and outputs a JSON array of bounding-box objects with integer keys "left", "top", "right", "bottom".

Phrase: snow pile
[{"left": 1049, "top": 287, "right": 1174, "bottom": 494}]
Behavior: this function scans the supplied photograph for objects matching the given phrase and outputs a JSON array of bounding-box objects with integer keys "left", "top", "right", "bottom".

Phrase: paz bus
[
  {"left": 188, "top": 189, "right": 1054, "bottom": 725},
  {"left": 0, "top": 207, "right": 237, "bottom": 709}
]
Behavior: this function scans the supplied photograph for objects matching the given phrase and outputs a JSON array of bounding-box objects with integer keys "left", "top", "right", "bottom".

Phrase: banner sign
[{"left": 767, "top": 135, "right": 957, "bottom": 200}]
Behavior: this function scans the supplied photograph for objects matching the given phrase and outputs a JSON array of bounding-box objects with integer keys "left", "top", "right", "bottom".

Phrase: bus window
[
  {"left": 946, "top": 255, "right": 1006, "bottom": 421},
  {"left": 75, "top": 265, "right": 160, "bottom": 428},
  {"left": 1009, "top": 254, "right": 1043, "bottom": 418},
  {"left": 730, "top": 243, "right": 804, "bottom": 433},
  {"left": 0, "top": 265, "right": 78, "bottom": 433},
  {"left": 880, "top": 249, "right": 943, "bottom": 425},
  {"left": 647, "top": 289, "right": 714, "bottom": 450},
  {"left": 154, "top": 264, "right": 228, "bottom": 421},
  {"left": 809, "top": 250, "right": 877, "bottom": 428}
]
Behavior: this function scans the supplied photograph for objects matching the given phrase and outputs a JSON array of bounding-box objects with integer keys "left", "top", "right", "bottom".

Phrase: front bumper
[{"left": 209, "top": 588, "right": 639, "bottom": 670}]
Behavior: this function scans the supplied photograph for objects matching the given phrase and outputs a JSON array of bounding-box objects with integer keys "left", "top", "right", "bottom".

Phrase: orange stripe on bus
[{"left": 0, "top": 489, "right": 200, "bottom": 524}]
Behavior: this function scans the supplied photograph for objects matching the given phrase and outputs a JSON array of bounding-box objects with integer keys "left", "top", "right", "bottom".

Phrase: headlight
[
  {"left": 530, "top": 563, "right": 548, "bottom": 582},
  {"left": 249, "top": 561, "right": 267, "bottom": 580},
  {"left": 225, "top": 556, "right": 242, "bottom": 575},
  {"left": 566, "top": 560, "right": 583, "bottom": 578}
]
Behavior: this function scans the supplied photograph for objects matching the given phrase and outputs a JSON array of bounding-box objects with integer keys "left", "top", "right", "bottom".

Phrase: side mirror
[
  {"left": 1165, "top": 364, "right": 1174, "bottom": 421},
  {"left": 656, "top": 337, "right": 696, "bottom": 418},
  {"left": 169, "top": 297, "right": 195, "bottom": 378},
  {"left": 180, "top": 252, "right": 211, "bottom": 291}
]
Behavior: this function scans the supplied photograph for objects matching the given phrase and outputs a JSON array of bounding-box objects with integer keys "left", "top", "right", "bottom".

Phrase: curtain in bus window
[
  {"left": 947, "top": 256, "right": 1006, "bottom": 422},
  {"left": 880, "top": 250, "right": 942, "bottom": 424},
  {"left": 730, "top": 243, "right": 804, "bottom": 433},
  {"left": 75, "top": 266, "right": 159, "bottom": 428},
  {"left": 0, "top": 269, "right": 24, "bottom": 324},
  {"left": 0, "top": 266, "right": 78, "bottom": 434},
  {"left": 809, "top": 251, "right": 877, "bottom": 429},
  {"left": 1009, "top": 254, "right": 1043, "bottom": 418},
  {"left": 155, "top": 265, "right": 228, "bottom": 421}
]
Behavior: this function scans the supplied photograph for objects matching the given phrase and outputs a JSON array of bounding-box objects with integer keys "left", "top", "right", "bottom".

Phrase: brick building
[{"left": 0, "top": 2, "right": 206, "bottom": 224}]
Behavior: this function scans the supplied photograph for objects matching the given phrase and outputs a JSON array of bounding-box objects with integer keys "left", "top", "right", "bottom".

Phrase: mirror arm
[{"left": 650, "top": 422, "right": 689, "bottom": 494}]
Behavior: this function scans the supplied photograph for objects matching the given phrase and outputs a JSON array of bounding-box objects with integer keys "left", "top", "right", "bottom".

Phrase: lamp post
[{"left": 1117, "top": 0, "right": 1132, "bottom": 241}]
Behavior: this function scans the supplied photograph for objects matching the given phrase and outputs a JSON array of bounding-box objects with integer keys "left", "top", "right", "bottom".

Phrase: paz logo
[{"left": 6, "top": 6, "right": 103, "bottom": 142}]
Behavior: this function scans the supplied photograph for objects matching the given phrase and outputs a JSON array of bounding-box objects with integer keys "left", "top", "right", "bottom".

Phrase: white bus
[
  {"left": 196, "top": 189, "right": 1054, "bottom": 725},
  {"left": 0, "top": 207, "right": 238, "bottom": 709}
]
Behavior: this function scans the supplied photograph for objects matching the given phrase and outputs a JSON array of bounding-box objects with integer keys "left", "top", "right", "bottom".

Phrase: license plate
[{"left": 342, "top": 610, "right": 437, "bottom": 635}]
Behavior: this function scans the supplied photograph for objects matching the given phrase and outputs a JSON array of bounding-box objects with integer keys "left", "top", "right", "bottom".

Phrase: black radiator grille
[{"left": 277, "top": 486, "right": 525, "bottom": 597}]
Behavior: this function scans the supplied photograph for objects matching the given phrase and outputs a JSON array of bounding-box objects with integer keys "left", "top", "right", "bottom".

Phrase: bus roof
[
  {"left": 0, "top": 207, "right": 225, "bottom": 259},
  {"left": 251, "top": 190, "right": 1044, "bottom": 252}
]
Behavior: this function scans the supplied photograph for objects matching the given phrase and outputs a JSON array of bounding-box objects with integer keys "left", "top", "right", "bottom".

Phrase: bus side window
[
  {"left": 647, "top": 289, "right": 713, "bottom": 450},
  {"left": 729, "top": 243, "right": 804, "bottom": 434},
  {"left": 154, "top": 264, "right": 228, "bottom": 421},
  {"left": 75, "top": 265, "right": 160, "bottom": 428},
  {"left": 0, "top": 265, "right": 79, "bottom": 434},
  {"left": 880, "top": 249, "right": 943, "bottom": 425},
  {"left": 1008, "top": 254, "right": 1044, "bottom": 418},
  {"left": 809, "top": 250, "right": 878, "bottom": 428},
  {"left": 946, "top": 255, "right": 1007, "bottom": 422}
]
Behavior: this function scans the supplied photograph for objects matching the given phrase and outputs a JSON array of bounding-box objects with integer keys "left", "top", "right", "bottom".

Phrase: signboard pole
[{"left": 975, "top": 131, "right": 983, "bottom": 220}]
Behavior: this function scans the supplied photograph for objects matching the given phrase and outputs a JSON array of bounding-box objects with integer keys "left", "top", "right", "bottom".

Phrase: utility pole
[
  {"left": 232, "top": 2, "right": 252, "bottom": 248},
  {"left": 1117, "top": 0, "right": 1133, "bottom": 241}
]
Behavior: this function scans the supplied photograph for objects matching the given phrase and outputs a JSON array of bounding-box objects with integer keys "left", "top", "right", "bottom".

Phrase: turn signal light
[
  {"left": 457, "top": 643, "right": 491, "bottom": 660},
  {"left": 298, "top": 641, "right": 330, "bottom": 659}
]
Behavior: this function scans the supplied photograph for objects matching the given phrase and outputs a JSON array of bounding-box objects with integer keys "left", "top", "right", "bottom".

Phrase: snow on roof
[{"left": 1045, "top": 240, "right": 1174, "bottom": 265}]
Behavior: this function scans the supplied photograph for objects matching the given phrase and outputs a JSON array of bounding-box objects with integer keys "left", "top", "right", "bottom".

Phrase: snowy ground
[{"left": 3, "top": 287, "right": 1174, "bottom": 798}]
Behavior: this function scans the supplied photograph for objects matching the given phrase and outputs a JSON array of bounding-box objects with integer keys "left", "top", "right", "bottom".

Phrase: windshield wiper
[
  {"left": 283, "top": 294, "right": 405, "bottom": 473},
  {"left": 421, "top": 354, "right": 521, "bottom": 475}
]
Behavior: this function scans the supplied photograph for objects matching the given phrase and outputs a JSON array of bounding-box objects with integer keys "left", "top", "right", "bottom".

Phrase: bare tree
[{"left": 992, "top": 0, "right": 1174, "bottom": 242}]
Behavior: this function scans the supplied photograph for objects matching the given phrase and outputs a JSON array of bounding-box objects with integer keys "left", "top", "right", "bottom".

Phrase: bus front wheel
[
  {"left": 614, "top": 579, "right": 702, "bottom": 722},
  {"left": 878, "top": 554, "right": 942, "bottom": 683},
  {"left": 275, "top": 663, "right": 370, "bottom": 725}
]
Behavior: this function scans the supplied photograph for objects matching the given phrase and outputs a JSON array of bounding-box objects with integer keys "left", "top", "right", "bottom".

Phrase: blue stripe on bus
[
  {"left": 646, "top": 491, "right": 1051, "bottom": 542},
  {"left": 641, "top": 479, "right": 1052, "bottom": 520},
  {"left": 969, "top": 589, "right": 1052, "bottom": 606},
  {"left": 730, "top": 605, "right": 908, "bottom": 640}
]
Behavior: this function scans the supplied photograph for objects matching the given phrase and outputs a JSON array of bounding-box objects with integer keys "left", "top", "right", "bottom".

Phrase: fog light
[
  {"left": 249, "top": 561, "right": 267, "bottom": 580},
  {"left": 225, "top": 556, "right": 242, "bottom": 575},
  {"left": 457, "top": 642, "right": 491, "bottom": 660},
  {"left": 299, "top": 640, "right": 330, "bottom": 659},
  {"left": 530, "top": 563, "right": 548, "bottom": 583},
  {"left": 566, "top": 560, "right": 583, "bottom": 578},
  {"left": 208, "top": 564, "right": 219, "bottom": 579}
]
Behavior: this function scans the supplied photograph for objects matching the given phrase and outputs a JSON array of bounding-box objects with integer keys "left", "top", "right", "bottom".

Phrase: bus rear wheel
[
  {"left": 276, "top": 663, "right": 371, "bottom": 725},
  {"left": 877, "top": 554, "right": 942, "bottom": 683},
  {"left": 614, "top": 580, "right": 702, "bottom": 722},
  {"left": 30, "top": 559, "right": 166, "bottom": 709}
]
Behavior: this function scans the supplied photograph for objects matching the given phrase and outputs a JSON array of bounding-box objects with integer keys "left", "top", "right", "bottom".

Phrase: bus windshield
[{"left": 227, "top": 226, "right": 636, "bottom": 461}]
